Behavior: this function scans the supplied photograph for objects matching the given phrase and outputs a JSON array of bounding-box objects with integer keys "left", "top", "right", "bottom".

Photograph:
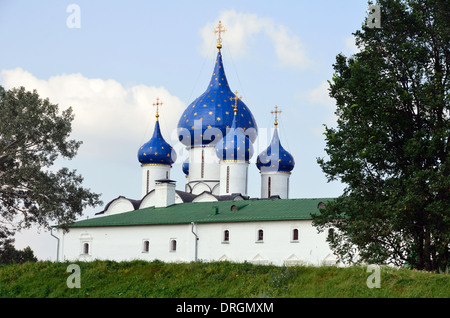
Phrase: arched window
[
  {"left": 268, "top": 177, "right": 271, "bottom": 197},
  {"left": 83, "top": 243, "right": 89, "bottom": 255},
  {"left": 170, "top": 239, "right": 177, "bottom": 252},
  {"left": 143, "top": 240, "right": 149, "bottom": 253},
  {"left": 223, "top": 230, "right": 229, "bottom": 242},
  {"left": 292, "top": 229, "right": 299, "bottom": 241},
  {"left": 146, "top": 170, "right": 150, "bottom": 194},
  {"left": 257, "top": 229, "right": 264, "bottom": 242}
]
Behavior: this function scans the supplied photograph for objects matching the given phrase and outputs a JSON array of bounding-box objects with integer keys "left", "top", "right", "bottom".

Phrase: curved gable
[
  {"left": 139, "top": 190, "right": 156, "bottom": 209},
  {"left": 104, "top": 197, "right": 136, "bottom": 216},
  {"left": 139, "top": 189, "right": 184, "bottom": 209},
  {"left": 192, "top": 191, "right": 219, "bottom": 203}
]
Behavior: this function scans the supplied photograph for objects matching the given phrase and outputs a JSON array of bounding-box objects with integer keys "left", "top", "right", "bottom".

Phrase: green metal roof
[{"left": 65, "top": 198, "right": 334, "bottom": 228}]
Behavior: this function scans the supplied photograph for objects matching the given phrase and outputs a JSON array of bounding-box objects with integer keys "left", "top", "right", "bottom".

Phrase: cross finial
[
  {"left": 230, "top": 91, "right": 242, "bottom": 115},
  {"left": 271, "top": 105, "right": 282, "bottom": 128},
  {"left": 153, "top": 97, "right": 163, "bottom": 121},
  {"left": 214, "top": 20, "right": 226, "bottom": 50}
]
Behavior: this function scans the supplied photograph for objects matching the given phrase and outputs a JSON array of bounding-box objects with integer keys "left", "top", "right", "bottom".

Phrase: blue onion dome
[
  {"left": 215, "top": 109, "right": 254, "bottom": 162},
  {"left": 182, "top": 157, "right": 189, "bottom": 176},
  {"left": 177, "top": 49, "right": 258, "bottom": 148},
  {"left": 256, "top": 128, "right": 295, "bottom": 173},
  {"left": 138, "top": 119, "right": 177, "bottom": 166}
]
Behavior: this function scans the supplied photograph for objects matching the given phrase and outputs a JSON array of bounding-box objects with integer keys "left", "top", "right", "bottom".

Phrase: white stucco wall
[
  {"left": 57, "top": 219, "right": 337, "bottom": 266},
  {"left": 187, "top": 147, "right": 220, "bottom": 194},
  {"left": 260, "top": 171, "right": 290, "bottom": 199},
  {"left": 219, "top": 161, "right": 249, "bottom": 196},
  {"left": 141, "top": 164, "right": 171, "bottom": 198}
]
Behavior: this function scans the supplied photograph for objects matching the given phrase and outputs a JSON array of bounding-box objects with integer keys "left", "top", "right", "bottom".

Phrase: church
[{"left": 55, "top": 22, "right": 337, "bottom": 266}]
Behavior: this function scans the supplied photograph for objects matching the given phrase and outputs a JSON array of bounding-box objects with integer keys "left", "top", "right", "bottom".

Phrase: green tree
[
  {"left": 0, "top": 86, "right": 102, "bottom": 243},
  {"left": 0, "top": 237, "right": 37, "bottom": 264},
  {"left": 314, "top": 0, "right": 449, "bottom": 272}
]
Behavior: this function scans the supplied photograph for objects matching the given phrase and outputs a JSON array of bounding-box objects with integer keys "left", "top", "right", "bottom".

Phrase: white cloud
[
  {"left": 200, "top": 10, "right": 310, "bottom": 69},
  {"left": 308, "top": 80, "right": 335, "bottom": 109},
  {"left": 265, "top": 23, "right": 310, "bottom": 69},
  {"left": 343, "top": 35, "right": 360, "bottom": 55},
  {"left": 307, "top": 80, "right": 338, "bottom": 135},
  {"left": 0, "top": 68, "right": 185, "bottom": 161}
]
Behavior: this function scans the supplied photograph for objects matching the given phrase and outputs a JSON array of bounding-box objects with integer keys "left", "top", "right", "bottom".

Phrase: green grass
[{"left": 0, "top": 260, "right": 448, "bottom": 298}]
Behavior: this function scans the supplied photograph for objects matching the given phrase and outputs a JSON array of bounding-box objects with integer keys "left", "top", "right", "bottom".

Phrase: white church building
[{"left": 55, "top": 22, "right": 338, "bottom": 266}]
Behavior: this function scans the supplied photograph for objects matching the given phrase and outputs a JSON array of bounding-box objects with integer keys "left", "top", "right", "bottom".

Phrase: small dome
[
  {"left": 138, "top": 120, "right": 177, "bottom": 166},
  {"left": 182, "top": 157, "right": 189, "bottom": 176},
  {"left": 256, "top": 128, "right": 294, "bottom": 172},
  {"left": 215, "top": 112, "right": 253, "bottom": 162},
  {"left": 177, "top": 50, "right": 257, "bottom": 147}
]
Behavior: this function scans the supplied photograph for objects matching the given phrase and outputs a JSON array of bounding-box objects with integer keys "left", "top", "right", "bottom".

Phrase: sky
[{"left": 0, "top": 0, "right": 370, "bottom": 260}]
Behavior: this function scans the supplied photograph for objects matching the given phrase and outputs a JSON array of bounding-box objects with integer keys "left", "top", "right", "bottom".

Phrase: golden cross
[
  {"left": 153, "top": 97, "right": 163, "bottom": 121},
  {"left": 214, "top": 21, "right": 226, "bottom": 49},
  {"left": 271, "top": 105, "right": 282, "bottom": 127},
  {"left": 230, "top": 91, "right": 242, "bottom": 115}
]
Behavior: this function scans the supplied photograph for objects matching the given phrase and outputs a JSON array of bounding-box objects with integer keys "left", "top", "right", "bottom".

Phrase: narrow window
[
  {"left": 143, "top": 240, "right": 149, "bottom": 253},
  {"left": 83, "top": 243, "right": 89, "bottom": 255},
  {"left": 226, "top": 166, "right": 230, "bottom": 193},
  {"left": 257, "top": 229, "right": 264, "bottom": 242},
  {"left": 146, "top": 170, "right": 150, "bottom": 194},
  {"left": 201, "top": 149, "right": 205, "bottom": 178},
  {"left": 166, "top": 171, "right": 169, "bottom": 179},
  {"left": 170, "top": 239, "right": 177, "bottom": 252},
  {"left": 268, "top": 177, "right": 271, "bottom": 197},
  {"left": 287, "top": 178, "right": 289, "bottom": 198},
  {"left": 292, "top": 229, "right": 299, "bottom": 241},
  {"left": 245, "top": 167, "right": 248, "bottom": 194},
  {"left": 223, "top": 230, "right": 229, "bottom": 242}
]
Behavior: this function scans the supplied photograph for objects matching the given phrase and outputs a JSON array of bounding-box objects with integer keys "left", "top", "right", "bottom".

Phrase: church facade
[
  {"left": 57, "top": 199, "right": 336, "bottom": 266},
  {"left": 55, "top": 22, "right": 338, "bottom": 266}
]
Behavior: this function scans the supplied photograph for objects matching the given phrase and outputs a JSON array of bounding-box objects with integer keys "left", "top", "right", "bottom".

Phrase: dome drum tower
[
  {"left": 138, "top": 98, "right": 177, "bottom": 198},
  {"left": 256, "top": 106, "right": 295, "bottom": 199},
  {"left": 185, "top": 146, "right": 221, "bottom": 194},
  {"left": 177, "top": 23, "right": 257, "bottom": 196},
  {"left": 260, "top": 171, "right": 291, "bottom": 199},
  {"left": 215, "top": 94, "right": 254, "bottom": 196}
]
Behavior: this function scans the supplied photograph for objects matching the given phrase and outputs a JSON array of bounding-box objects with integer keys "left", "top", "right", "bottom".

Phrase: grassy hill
[{"left": 0, "top": 260, "right": 448, "bottom": 298}]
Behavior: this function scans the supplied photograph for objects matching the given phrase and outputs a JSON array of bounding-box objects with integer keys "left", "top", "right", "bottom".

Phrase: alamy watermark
[
  {"left": 366, "top": 264, "right": 381, "bottom": 288},
  {"left": 66, "top": 4, "right": 81, "bottom": 29},
  {"left": 367, "top": 4, "right": 381, "bottom": 29},
  {"left": 66, "top": 264, "right": 81, "bottom": 288}
]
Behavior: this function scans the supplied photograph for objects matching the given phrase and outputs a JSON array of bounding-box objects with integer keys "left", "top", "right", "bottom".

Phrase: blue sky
[{"left": 0, "top": 0, "right": 370, "bottom": 260}]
